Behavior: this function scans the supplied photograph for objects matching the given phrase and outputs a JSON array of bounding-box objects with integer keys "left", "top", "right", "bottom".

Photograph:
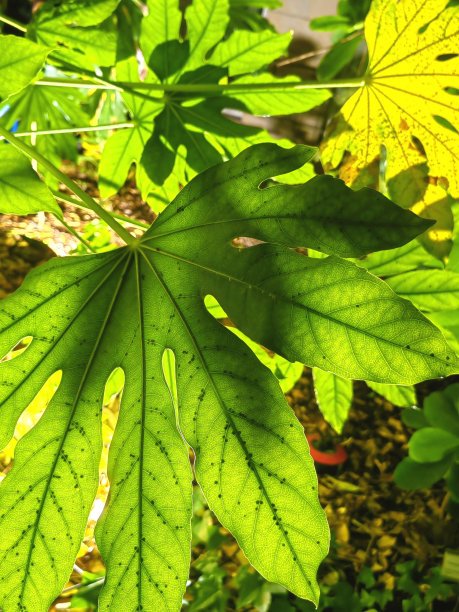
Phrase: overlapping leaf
[
  {"left": 99, "top": 0, "right": 330, "bottom": 199},
  {"left": 0, "top": 145, "right": 62, "bottom": 216},
  {"left": 0, "top": 85, "right": 89, "bottom": 186},
  {"left": 322, "top": 0, "right": 459, "bottom": 256},
  {"left": 28, "top": 0, "right": 122, "bottom": 68},
  {"left": 0, "top": 143, "right": 453, "bottom": 611},
  {"left": 312, "top": 370, "right": 353, "bottom": 434},
  {"left": 0, "top": 35, "right": 50, "bottom": 99}
]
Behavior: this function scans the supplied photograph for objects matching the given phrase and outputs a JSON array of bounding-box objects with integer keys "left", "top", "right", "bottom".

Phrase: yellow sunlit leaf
[{"left": 322, "top": 0, "right": 459, "bottom": 255}]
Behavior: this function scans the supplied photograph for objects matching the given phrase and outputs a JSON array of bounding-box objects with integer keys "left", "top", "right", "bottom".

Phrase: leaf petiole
[
  {"left": 0, "top": 124, "right": 136, "bottom": 245},
  {"left": 54, "top": 214, "right": 97, "bottom": 253},
  {"left": 0, "top": 14, "right": 27, "bottom": 33},
  {"left": 0, "top": 123, "right": 134, "bottom": 139},
  {"left": 35, "top": 75, "right": 366, "bottom": 93}
]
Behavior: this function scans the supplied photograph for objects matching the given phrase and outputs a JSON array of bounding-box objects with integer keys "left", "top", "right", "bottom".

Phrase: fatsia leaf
[
  {"left": 321, "top": 0, "right": 459, "bottom": 199},
  {"left": 105, "top": 0, "right": 330, "bottom": 197},
  {"left": 228, "top": 74, "right": 331, "bottom": 116},
  {"left": 0, "top": 143, "right": 450, "bottom": 611},
  {"left": 353, "top": 239, "right": 442, "bottom": 277},
  {"left": 210, "top": 30, "right": 292, "bottom": 75},
  {"left": 0, "top": 35, "right": 50, "bottom": 99},
  {"left": 184, "top": 0, "right": 230, "bottom": 72},
  {"left": 140, "top": 0, "right": 182, "bottom": 68},
  {"left": 0, "top": 146, "right": 62, "bottom": 217},
  {"left": 28, "top": 0, "right": 121, "bottom": 68},
  {"left": 205, "top": 296, "right": 303, "bottom": 393},
  {"left": 0, "top": 144, "right": 337, "bottom": 611},
  {"left": 0, "top": 84, "right": 89, "bottom": 186},
  {"left": 386, "top": 269, "right": 459, "bottom": 312},
  {"left": 312, "top": 369, "right": 353, "bottom": 434},
  {"left": 99, "top": 58, "right": 163, "bottom": 198}
]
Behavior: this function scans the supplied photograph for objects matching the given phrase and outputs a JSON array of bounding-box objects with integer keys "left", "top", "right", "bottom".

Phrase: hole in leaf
[
  {"left": 231, "top": 237, "right": 264, "bottom": 249},
  {"left": 0, "top": 370, "right": 62, "bottom": 475},
  {"left": 80, "top": 368, "right": 125, "bottom": 552},
  {"left": 1, "top": 336, "right": 33, "bottom": 363}
]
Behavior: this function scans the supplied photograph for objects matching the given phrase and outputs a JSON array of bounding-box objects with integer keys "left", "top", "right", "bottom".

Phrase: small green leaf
[
  {"left": 394, "top": 456, "right": 451, "bottom": 489},
  {"left": 0, "top": 146, "right": 62, "bottom": 217},
  {"left": 447, "top": 461, "right": 459, "bottom": 501},
  {"left": 424, "top": 384, "right": 459, "bottom": 435},
  {"left": 410, "top": 428, "right": 459, "bottom": 462},
  {"left": 309, "top": 16, "right": 351, "bottom": 31},
  {"left": 317, "top": 36, "right": 362, "bottom": 81},
  {"left": 402, "top": 407, "right": 429, "bottom": 430},
  {"left": 0, "top": 35, "right": 50, "bottom": 99},
  {"left": 312, "top": 369, "right": 353, "bottom": 434}
]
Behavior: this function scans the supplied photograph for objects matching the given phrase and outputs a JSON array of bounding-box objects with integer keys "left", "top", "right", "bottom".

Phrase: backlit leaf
[
  {"left": 99, "top": 0, "right": 330, "bottom": 197},
  {"left": 0, "top": 146, "right": 62, "bottom": 217},
  {"left": 321, "top": 0, "right": 459, "bottom": 250},
  {"left": 1, "top": 143, "right": 451, "bottom": 610},
  {"left": 28, "top": 0, "right": 121, "bottom": 68},
  {"left": 0, "top": 35, "right": 50, "bottom": 99},
  {"left": 386, "top": 269, "right": 459, "bottom": 312},
  {"left": 366, "top": 381, "right": 416, "bottom": 408},
  {"left": 312, "top": 369, "right": 353, "bottom": 434}
]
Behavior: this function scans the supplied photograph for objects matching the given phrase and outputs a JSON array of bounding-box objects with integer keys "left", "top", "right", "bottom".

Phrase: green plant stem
[
  {"left": 0, "top": 14, "right": 27, "bottom": 32},
  {"left": 0, "top": 123, "right": 134, "bottom": 139},
  {"left": 53, "top": 191, "right": 150, "bottom": 230},
  {"left": 55, "top": 215, "right": 96, "bottom": 253},
  {"left": 36, "top": 76, "right": 366, "bottom": 93},
  {"left": 0, "top": 124, "right": 136, "bottom": 245}
]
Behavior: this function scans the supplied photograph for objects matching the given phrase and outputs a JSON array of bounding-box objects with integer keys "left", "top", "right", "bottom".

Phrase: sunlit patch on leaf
[{"left": 0, "top": 144, "right": 456, "bottom": 611}]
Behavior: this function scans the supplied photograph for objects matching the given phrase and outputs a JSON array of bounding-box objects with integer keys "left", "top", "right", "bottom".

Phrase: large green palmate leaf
[
  {"left": 99, "top": 0, "right": 330, "bottom": 198},
  {"left": 0, "top": 144, "right": 456, "bottom": 612}
]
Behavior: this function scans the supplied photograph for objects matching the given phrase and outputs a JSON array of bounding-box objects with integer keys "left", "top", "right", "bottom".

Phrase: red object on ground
[{"left": 306, "top": 433, "right": 348, "bottom": 466}]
